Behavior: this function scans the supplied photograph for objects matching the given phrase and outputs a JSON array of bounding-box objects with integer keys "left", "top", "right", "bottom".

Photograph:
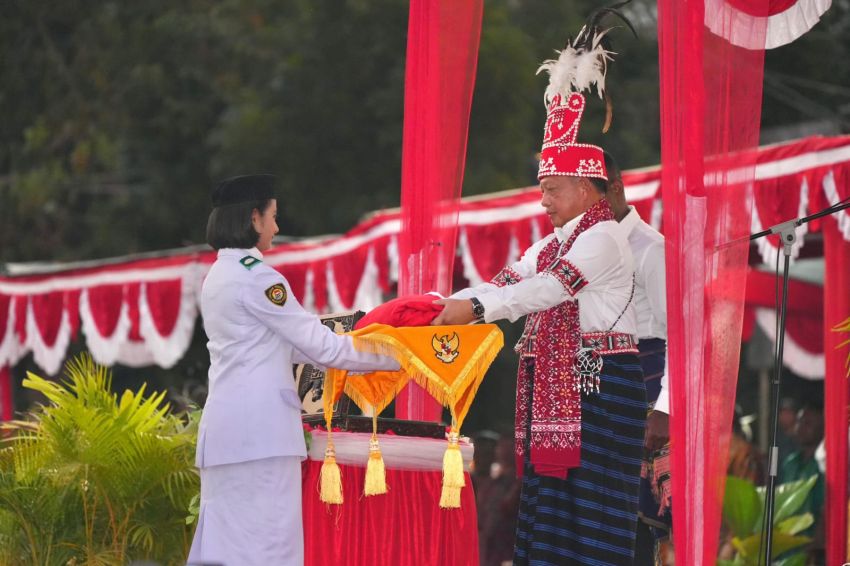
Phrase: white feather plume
[{"left": 536, "top": 29, "right": 615, "bottom": 106}]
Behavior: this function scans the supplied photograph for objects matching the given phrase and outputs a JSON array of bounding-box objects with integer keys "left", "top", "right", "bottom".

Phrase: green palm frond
[{"left": 0, "top": 354, "right": 200, "bottom": 565}]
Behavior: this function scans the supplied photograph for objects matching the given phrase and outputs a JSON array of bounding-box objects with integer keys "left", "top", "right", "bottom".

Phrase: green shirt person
[{"left": 779, "top": 403, "right": 825, "bottom": 537}]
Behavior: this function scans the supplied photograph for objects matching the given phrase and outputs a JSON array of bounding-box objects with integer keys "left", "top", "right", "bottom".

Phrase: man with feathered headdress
[{"left": 433, "top": 6, "right": 648, "bottom": 564}]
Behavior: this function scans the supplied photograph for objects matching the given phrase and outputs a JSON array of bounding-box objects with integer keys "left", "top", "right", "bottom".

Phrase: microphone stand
[{"left": 728, "top": 199, "right": 850, "bottom": 565}]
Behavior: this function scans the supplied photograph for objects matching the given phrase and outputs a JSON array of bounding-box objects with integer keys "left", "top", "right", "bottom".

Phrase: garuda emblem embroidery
[{"left": 432, "top": 333, "right": 460, "bottom": 364}]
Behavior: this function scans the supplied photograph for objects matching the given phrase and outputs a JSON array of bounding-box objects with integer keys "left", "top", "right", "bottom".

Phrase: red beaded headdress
[
  {"left": 538, "top": 92, "right": 607, "bottom": 180},
  {"left": 536, "top": 4, "right": 634, "bottom": 181}
]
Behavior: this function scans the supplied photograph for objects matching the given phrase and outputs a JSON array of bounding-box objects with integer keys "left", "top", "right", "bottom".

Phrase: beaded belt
[{"left": 580, "top": 331, "right": 638, "bottom": 355}]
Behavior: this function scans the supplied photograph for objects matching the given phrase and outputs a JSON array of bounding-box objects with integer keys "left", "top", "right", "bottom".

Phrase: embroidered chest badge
[
  {"left": 432, "top": 333, "right": 460, "bottom": 363},
  {"left": 264, "top": 283, "right": 287, "bottom": 306},
  {"left": 240, "top": 256, "right": 262, "bottom": 270}
]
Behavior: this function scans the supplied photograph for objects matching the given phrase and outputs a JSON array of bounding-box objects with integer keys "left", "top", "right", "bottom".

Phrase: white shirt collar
[
  {"left": 217, "top": 247, "right": 264, "bottom": 259},
  {"left": 619, "top": 206, "right": 642, "bottom": 236},
  {"left": 553, "top": 211, "right": 587, "bottom": 243}
]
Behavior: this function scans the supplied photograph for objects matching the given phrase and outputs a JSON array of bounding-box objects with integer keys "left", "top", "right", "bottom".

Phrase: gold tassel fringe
[
  {"left": 364, "top": 415, "right": 387, "bottom": 496},
  {"left": 440, "top": 430, "right": 465, "bottom": 508},
  {"left": 439, "top": 486, "right": 462, "bottom": 509},
  {"left": 320, "top": 440, "right": 344, "bottom": 505},
  {"left": 346, "top": 328, "right": 503, "bottom": 431},
  {"left": 442, "top": 430, "right": 465, "bottom": 488},
  {"left": 364, "top": 436, "right": 387, "bottom": 496}
]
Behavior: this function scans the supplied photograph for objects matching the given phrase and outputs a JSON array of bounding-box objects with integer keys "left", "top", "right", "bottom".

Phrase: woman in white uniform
[{"left": 188, "top": 175, "right": 399, "bottom": 566}]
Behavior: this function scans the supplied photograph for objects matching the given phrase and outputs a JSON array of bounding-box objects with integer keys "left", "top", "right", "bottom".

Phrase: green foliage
[
  {"left": 723, "top": 476, "right": 763, "bottom": 538},
  {"left": 0, "top": 0, "right": 661, "bottom": 265},
  {"left": 755, "top": 474, "right": 819, "bottom": 529},
  {"left": 1, "top": 0, "right": 847, "bottom": 266},
  {"left": 720, "top": 474, "right": 818, "bottom": 565},
  {"left": 0, "top": 354, "right": 199, "bottom": 566}
]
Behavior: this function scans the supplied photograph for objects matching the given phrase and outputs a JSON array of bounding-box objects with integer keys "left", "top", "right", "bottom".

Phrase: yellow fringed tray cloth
[
  {"left": 320, "top": 323, "right": 504, "bottom": 508},
  {"left": 326, "top": 323, "right": 503, "bottom": 423}
]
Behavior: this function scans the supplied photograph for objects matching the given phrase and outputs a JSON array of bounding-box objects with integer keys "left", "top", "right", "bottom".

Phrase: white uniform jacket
[
  {"left": 196, "top": 247, "right": 399, "bottom": 469},
  {"left": 452, "top": 211, "right": 638, "bottom": 336},
  {"left": 620, "top": 207, "right": 670, "bottom": 413}
]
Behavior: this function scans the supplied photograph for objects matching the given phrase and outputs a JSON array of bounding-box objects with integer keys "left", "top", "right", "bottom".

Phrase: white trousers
[{"left": 187, "top": 456, "right": 303, "bottom": 566}]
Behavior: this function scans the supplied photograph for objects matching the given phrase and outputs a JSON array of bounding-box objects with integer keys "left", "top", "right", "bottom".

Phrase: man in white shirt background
[{"left": 603, "top": 152, "right": 672, "bottom": 564}]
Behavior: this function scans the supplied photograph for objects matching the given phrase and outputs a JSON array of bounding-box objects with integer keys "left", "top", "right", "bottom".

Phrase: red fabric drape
[
  {"left": 87, "top": 285, "right": 126, "bottom": 337},
  {"left": 331, "top": 247, "right": 369, "bottom": 310},
  {"left": 0, "top": 365, "right": 11, "bottom": 421},
  {"left": 144, "top": 280, "right": 182, "bottom": 337},
  {"left": 278, "top": 264, "right": 308, "bottom": 307},
  {"left": 66, "top": 291, "right": 80, "bottom": 342},
  {"left": 823, "top": 217, "right": 850, "bottom": 565},
  {"left": 658, "top": 1, "right": 767, "bottom": 563},
  {"left": 743, "top": 271, "right": 824, "bottom": 355},
  {"left": 753, "top": 175, "right": 808, "bottom": 255},
  {"left": 126, "top": 283, "right": 143, "bottom": 341},
  {"left": 726, "top": 0, "right": 798, "bottom": 14},
  {"left": 396, "top": 0, "right": 483, "bottom": 421},
  {"left": 31, "top": 292, "right": 65, "bottom": 346},
  {"left": 0, "top": 295, "right": 10, "bottom": 348},
  {"left": 463, "top": 224, "right": 514, "bottom": 282},
  {"left": 744, "top": 270, "right": 823, "bottom": 316},
  {"left": 373, "top": 238, "right": 394, "bottom": 294},
  {"left": 311, "top": 262, "right": 329, "bottom": 314},
  {"left": 13, "top": 296, "right": 27, "bottom": 346},
  {"left": 302, "top": 460, "right": 478, "bottom": 566}
]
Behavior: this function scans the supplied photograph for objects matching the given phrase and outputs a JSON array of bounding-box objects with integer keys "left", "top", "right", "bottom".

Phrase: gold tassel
[
  {"left": 442, "top": 430, "right": 465, "bottom": 488},
  {"left": 320, "top": 436, "right": 344, "bottom": 505},
  {"left": 440, "top": 429, "right": 465, "bottom": 508},
  {"left": 364, "top": 436, "right": 387, "bottom": 496},
  {"left": 364, "top": 414, "right": 387, "bottom": 496},
  {"left": 439, "top": 485, "right": 462, "bottom": 509}
]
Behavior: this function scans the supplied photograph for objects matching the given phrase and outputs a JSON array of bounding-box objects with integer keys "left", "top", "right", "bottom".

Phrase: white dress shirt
[
  {"left": 620, "top": 207, "right": 670, "bottom": 414},
  {"left": 451, "top": 210, "right": 637, "bottom": 336},
  {"left": 197, "top": 247, "right": 399, "bottom": 468}
]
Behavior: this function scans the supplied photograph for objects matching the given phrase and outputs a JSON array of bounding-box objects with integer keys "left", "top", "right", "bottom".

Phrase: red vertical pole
[
  {"left": 823, "top": 216, "right": 850, "bottom": 565},
  {"left": 395, "top": 0, "right": 483, "bottom": 421}
]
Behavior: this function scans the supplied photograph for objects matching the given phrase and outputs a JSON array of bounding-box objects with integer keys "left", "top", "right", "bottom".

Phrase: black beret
[{"left": 211, "top": 174, "right": 277, "bottom": 207}]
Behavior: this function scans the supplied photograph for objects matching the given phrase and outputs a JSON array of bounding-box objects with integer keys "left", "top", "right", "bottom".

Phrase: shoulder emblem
[
  {"left": 240, "top": 256, "right": 262, "bottom": 270},
  {"left": 264, "top": 283, "right": 287, "bottom": 306}
]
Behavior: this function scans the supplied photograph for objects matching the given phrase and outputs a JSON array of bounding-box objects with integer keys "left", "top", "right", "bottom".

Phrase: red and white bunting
[
  {"left": 705, "top": 0, "right": 832, "bottom": 50},
  {"left": 1, "top": 135, "right": 848, "bottom": 375}
]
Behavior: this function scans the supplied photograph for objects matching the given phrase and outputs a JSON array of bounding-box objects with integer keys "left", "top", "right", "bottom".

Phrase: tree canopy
[
  {"left": 2, "top": 0, "right": 848, "bottom": 429},
  {"left": 2, "top": 1, "right": 847, "bottom": 265}
]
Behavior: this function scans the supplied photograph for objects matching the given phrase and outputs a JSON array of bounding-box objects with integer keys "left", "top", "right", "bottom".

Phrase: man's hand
[
  {"left": 644, "top": 410, "right": 670, "bottom": 451},
  {"left": 431, "top": 298, "right": 475, "bottom": 326}
]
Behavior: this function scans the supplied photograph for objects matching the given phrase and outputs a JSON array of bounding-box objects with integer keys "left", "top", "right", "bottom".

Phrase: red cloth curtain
[
  {"left": 0, "top": 365, "right": 10, "bottom": 420},
  {"left": 87, "top": 284, "right": 125, "bottom": 337},
  {"left": 727, "top": 0, "right": 798, "bottom": 14},
  {"left": 14, "top": 296, "right": 28, "bottom": 346},
  {"left": 331, "top": 247, "right": 369, "bottom": 310},
  {"left": 396, "top": 0, "right": 483, "bottom": 420},
  {"left": 823, "top": 217, "right": 850, "bottom": 565},
  {"left": 658, "top": 1, "right": 768, "bottom": 563},
  {"left": 463, "top": 224, "right": 514, "bottom": 282},
  {"left": 302, "top": 460, "right": 478, "bottom": 566},
  {"left": 144, "top": 280, "right": 182, "bottom": 337},
  {"left": 0, "top": 294, "right": 10, "bottom": 350}
]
